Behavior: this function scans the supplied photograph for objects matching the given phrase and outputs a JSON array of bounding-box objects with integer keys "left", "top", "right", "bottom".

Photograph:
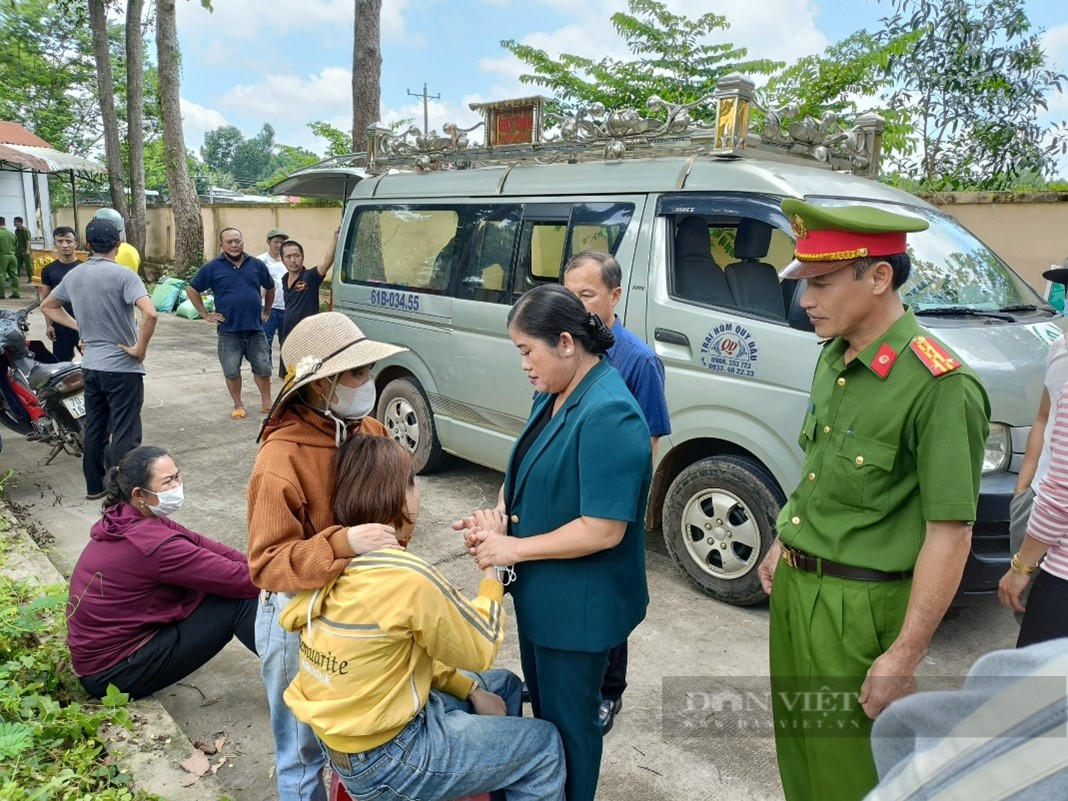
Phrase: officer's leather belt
[
  {"left": 781, "top": 544, "right": 912, "bottom": 582},
  {"left": 324, "top": 744, "right": 353, "bottom": 771}
]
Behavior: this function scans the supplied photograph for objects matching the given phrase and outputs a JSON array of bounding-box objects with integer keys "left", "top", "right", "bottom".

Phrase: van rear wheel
[
  {"left": 377, "top": 377, "right": 444, "bottom": 474},
  {"left": 662, "top": 455, "right": 782, "bottom": 606}
]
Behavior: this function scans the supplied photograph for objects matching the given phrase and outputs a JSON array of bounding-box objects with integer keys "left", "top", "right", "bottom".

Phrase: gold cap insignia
[{"left": 790, "top": 214, "right": 808, "bottom": 239}]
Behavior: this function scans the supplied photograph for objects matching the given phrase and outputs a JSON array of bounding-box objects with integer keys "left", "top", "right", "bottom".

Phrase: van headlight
[{"left": 983, "top": 423, "right": 1010, "bottom": 475}]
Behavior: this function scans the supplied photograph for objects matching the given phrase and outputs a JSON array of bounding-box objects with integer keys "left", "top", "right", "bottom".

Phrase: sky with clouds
[{"left": 171, "top": 0, "right": 1065, "bottom": 174}]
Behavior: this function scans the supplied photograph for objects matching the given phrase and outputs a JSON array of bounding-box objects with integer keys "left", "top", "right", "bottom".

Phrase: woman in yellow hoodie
[{"left": 281, "top": 435, "right": 565, "bottom": 801}]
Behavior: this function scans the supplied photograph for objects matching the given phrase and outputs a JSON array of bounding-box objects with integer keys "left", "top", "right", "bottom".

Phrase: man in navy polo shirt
[
  {"left": 187, "top": 227, "right": 275, "bottom": 420},
  {"left": 563, "top": 249, "right": 670, "bottom": 734}
]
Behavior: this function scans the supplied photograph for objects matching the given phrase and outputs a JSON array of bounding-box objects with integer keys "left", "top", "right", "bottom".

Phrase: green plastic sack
[
  {"left": 151, "top": 281, "right": 182, "bottom": 313},
  {"left": 175, "top": 296, "right": 214, "bottom": 320}
]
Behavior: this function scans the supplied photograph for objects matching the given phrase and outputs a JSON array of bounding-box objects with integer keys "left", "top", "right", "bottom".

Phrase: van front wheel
[
  {"left": 662, "top": 456, "right": 783, "bottom": 606},
  {"left": 377, "top": 378, "right": 444, "bottom": 474}
]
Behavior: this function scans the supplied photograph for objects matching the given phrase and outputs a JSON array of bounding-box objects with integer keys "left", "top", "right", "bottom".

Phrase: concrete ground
[{"left": 0, "top": 293, "right": 1024, "bottom": 800}]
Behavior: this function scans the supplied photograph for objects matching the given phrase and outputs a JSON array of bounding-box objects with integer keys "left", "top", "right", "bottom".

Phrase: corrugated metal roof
[
  {"left": 0, "top": 143, "right": 50, "bottom": 171},
  {"left": 0, "top": 143, "right": 105, "bottom": 175},
  {"left": 0, "top": 122, "right": 52, "bottom": 148}
]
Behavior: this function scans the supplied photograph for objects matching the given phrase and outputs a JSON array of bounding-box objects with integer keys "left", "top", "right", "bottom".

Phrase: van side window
[
  {"left": 530, "top": 224, "right": 568, "bottom": 280},
  {"left": 458, "top": 206, "right": 522, "bottom": 303},
  {"left": 567, "top": 203, "right": 634, "bottom": 260},
  {"left": 670, "top": 215, "right": 793, "bottom": 320},
  {"left": 513, "top": 203, "right": 635, "bottom": 300},
  {"left": 344, "top": 207, "right": 461, "bottom": 293}
]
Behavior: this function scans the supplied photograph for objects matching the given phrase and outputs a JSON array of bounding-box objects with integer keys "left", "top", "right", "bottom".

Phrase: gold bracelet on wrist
[{"left": 1010, "top": 552, "right": 1037, "bottom": 576}]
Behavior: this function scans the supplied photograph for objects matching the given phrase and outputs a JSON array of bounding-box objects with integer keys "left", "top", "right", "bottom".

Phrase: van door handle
[{"left": 654, "top": 328, "right": 689, "bottom": 347}]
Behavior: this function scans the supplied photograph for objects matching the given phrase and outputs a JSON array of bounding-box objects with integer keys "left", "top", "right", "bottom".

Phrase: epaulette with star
[{"left": 909, "top": 335, "right": 961, "bottom": 376}]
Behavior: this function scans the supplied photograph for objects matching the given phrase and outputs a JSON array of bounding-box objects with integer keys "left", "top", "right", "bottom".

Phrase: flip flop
[{"left": 231, "top": 408, "right": 247, "bottom": 420}]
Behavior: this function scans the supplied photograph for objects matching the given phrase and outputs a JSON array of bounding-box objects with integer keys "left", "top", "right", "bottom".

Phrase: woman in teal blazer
[{"left": 462, "top": 284, "right": 652, "bottom": 801}]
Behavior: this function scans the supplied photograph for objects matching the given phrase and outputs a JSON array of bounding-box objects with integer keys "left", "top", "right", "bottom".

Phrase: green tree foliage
[
  {"left": 877, "top": 0, "right": 1067, "bottom": 189},
  {"left": 759, "top": 29, "right": 921, "bottom": 155},
  {"left": 0, "top": 0, "right": 100, "bottom": 154},
  {"left": 256, "top": 144, "right": 321, "bottom": 193},
  {"left": 200, "top": 124, "right": 317, "bottom": 191},
  {"left": 200, "top": 125, "right": 250, "bottom": 180},
  {"left": 501, "top": 0, "right": 780, "bottom": 116},
  {"left": 309, "top": 121, "right": 354, "bottom": 159}
]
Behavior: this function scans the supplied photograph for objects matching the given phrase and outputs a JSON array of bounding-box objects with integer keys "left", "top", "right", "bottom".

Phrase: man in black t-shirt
[
  {"left": 278, "top": 229, "right": 338, "bottom": 377},
  {"left": 40, "top": 226, "right": 83, "bottom": 361}
]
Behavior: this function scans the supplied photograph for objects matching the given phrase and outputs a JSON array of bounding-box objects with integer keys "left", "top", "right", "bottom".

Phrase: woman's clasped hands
[{"left": 452, "top": 508, "right": 516, "bottom": 578}]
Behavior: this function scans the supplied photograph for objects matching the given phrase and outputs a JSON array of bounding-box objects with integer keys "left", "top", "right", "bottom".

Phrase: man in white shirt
[{"left": 258, "top": 227, "right": 288, "bottom": 377}]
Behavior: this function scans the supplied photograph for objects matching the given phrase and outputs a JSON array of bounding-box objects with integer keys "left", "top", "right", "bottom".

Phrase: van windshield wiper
[
  {"left": 914, "top": 307, "right": 1016, "bottom": 322},
  {"left": 998, "top": 304, "right": 1055, "bottom": 315}
]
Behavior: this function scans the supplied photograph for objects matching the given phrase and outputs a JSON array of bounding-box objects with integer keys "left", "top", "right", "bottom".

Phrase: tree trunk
[
  {"left": 156, "top": 0, "right": 204, "bottom": 276},
  {"left": 352, "top": 0, "right": 382, "bottom": 153},
  {"left": 125, "top": 0, "right": 148, "bottom": 276},
  {"left": 88, "top": 0, "right": 130, "bottom": 223}
]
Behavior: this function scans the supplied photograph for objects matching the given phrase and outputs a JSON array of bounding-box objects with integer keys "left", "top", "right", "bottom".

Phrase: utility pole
[{"left": 406, "top": 82, "right": 441, "bottom": 135}]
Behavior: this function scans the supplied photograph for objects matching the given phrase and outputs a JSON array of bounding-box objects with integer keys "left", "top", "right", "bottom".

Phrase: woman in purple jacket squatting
[{"left": 66, "top": 445, "right": 259, "bottom": 698}]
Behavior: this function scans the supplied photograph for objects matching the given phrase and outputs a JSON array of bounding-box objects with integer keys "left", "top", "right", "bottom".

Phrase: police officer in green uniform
[
  {"left": 14, "top": 217, "right": 32, "bottom": 283},
  {"left": 0, "top": 217, "right": 19, "bottom": 299},
  {"left": 758, "top": 200, "right": 990, "bottom": 801}
]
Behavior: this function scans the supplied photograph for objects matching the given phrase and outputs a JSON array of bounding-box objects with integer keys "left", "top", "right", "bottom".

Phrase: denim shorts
[{"left": 218, "top": 330, "right": 273, "bottom": 379}]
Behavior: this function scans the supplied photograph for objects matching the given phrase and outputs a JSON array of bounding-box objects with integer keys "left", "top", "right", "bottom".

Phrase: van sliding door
[
  {"left": 444, "top": 200, "right": 640, "bottom": 469},
  {"left": 445, "top": 204, "right": 534, "bottom": 467}
]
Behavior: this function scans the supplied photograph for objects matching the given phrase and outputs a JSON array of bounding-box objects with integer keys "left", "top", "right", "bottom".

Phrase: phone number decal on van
[
  {"left": 369, "top": 289, "right": 420, "bottom": 311},
  {"left": 700, "top": 323, "right": 760, "bottom": 378}
]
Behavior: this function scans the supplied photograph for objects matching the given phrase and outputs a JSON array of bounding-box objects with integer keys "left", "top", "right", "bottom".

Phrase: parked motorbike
[{"left": 0, "top": 301, "right": 85, "bottom": 463}]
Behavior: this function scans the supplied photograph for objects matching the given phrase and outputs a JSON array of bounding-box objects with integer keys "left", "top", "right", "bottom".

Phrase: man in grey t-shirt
[{"left": 42, "top": 219, "right": 159, "bottom": 500}]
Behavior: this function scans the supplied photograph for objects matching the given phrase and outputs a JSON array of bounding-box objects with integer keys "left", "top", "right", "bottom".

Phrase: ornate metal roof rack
[{"left": 299, "top": 73, "right": 886, "bottom": 180}]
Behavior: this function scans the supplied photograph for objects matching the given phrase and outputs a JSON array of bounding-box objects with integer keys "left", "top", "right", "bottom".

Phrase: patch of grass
[
  {"left": 0, "top": 575, "right": 161, "bottom": 800},
  {"left": 0, "top": 469, "right": 16, "bottom": 498}
]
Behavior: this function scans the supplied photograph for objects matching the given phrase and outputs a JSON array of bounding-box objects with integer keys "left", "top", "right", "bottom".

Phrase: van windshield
[{"left": 808, "top": 199, "right": 1049, "bottom": 314}]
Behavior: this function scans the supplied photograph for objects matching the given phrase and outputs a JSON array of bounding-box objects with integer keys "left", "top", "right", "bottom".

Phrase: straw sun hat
[{"left": 266, "top": 312, "right": 407, "bottom": 418}]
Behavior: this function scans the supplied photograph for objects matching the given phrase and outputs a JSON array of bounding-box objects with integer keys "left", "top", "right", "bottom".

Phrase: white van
[{"left": 278, "top": 82, "right": 1062, "bottom": 605}]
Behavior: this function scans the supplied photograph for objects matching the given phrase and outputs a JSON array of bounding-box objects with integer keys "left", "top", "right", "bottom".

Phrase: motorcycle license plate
[{"left": 62, "top": 393, "right": 86, "bottom": 419}]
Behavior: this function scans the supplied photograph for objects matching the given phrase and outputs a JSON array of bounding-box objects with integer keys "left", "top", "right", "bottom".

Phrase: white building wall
[{"left": 0, "top": 171, "right": 28, "bottom": 227}]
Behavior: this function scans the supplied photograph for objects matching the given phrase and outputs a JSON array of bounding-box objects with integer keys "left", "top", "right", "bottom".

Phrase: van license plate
[{"left": 62, "top": 393, "right": 86, "bottom": 419}]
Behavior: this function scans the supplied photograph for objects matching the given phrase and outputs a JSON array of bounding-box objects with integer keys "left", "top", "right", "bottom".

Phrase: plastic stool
[{"left": 330, "top": 773, "right": 490, "bottom": 801}]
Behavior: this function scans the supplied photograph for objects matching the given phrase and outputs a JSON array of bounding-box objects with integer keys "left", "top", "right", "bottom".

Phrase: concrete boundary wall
[
  {"left": 51, "top": 204, "right": 344, "bottom": 272},
  {"left": 53, "top": 192, "right": 1068, "bottom": 292}
]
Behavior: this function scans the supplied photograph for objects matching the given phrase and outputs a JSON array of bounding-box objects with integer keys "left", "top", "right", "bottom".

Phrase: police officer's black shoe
[
  {"left": 521, "top": 681, "right": 531, "bottom": 703},
  {"left": 599, "top": 698, "right": 623, "bottom": 734}
]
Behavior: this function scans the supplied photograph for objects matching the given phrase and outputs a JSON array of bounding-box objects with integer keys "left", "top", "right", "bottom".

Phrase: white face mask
[
  {"left": 143, "top": 484, "right": 184, "bottom": 517},
  {"left": 329, "top": 379, "right": 377, "bottom": 421}
]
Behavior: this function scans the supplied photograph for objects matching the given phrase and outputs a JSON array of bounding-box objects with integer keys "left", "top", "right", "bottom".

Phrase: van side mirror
[{"left": 786, "top": 280, "right": 815, "bottom": 332}]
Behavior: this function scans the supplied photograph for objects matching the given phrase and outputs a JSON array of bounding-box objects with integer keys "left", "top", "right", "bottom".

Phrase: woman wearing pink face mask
[{"left": 66, "top": 445, "right": 259, "bottom": 699}]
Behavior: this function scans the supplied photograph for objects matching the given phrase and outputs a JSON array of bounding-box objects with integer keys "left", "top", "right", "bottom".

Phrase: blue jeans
[
  {"left": 326, "top": 668, "right": 565, "bottom": 801},
  {"left": 256, "top": 591, "right": 327, "bottom": 801},
  {"left": 217, "top": 330, "right": 273, "bottom": 379},
  {"left": 262, "top": 308, "right": 285, "bottom": 362}
]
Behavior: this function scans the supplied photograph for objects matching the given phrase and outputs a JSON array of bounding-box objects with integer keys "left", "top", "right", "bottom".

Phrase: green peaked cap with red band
[{"left": 779, "top": 199, "right": 929, "bottom": 280}]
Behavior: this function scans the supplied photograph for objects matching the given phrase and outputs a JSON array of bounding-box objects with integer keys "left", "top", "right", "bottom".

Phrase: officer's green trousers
[
  {"left": 769, "top": 560, "right": 911, "bottom": 801},
  {"left": 16, "top": 251, "right": 31, "bottom": 282},
  {"left": 0, "top": 255, "right": 17, "bottom": 296}
]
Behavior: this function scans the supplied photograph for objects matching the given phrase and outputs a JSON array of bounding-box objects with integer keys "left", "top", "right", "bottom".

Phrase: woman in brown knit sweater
[{"left": 246, "top": 312, "right": 407, "bottom": 801}]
